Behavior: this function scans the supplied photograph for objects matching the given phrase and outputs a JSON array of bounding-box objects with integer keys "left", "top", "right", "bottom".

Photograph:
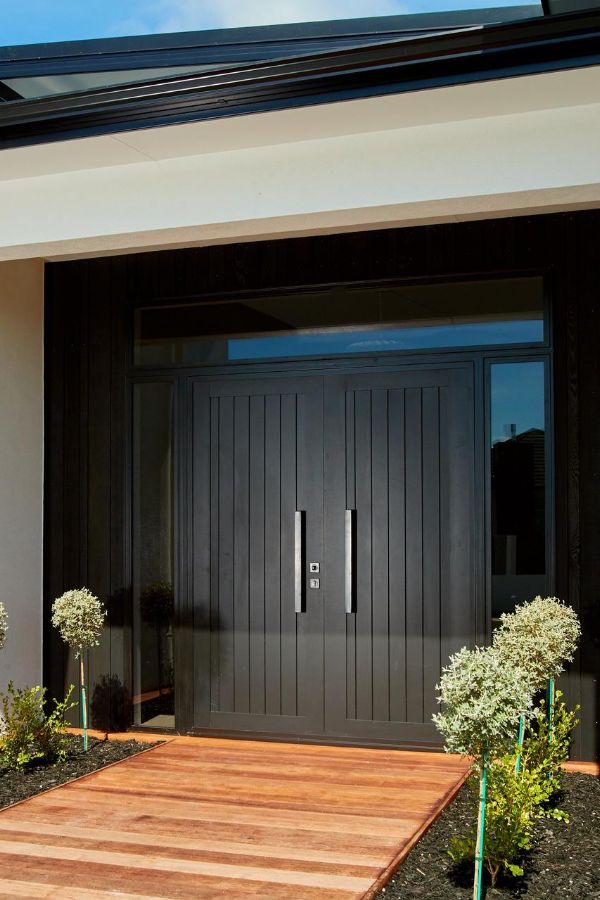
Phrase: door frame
[
  {"left": 172, "top": 356, "right": 487, "bottom": 745},
  {"left": 129, "top": 346, "right": 552, "bottom": 743}
]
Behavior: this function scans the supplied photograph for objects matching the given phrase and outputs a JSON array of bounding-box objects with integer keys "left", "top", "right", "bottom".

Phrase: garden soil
[
  {"left": 0, "top": 736, "right": 157, "bottom": 809},
  {"left": 377, "top": 772, "right": 600, "bottom": 899}
]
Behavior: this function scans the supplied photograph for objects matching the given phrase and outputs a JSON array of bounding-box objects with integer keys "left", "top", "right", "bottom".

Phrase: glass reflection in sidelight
[
  {"left": 490, "top": 361, "right": 548, "bottom": 625},
  {"left": 132, "top": 382, "right": 175, "bottom": 728}
]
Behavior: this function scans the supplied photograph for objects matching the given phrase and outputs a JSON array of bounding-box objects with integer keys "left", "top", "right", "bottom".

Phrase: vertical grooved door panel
[
  {"left": 193, "top": 376, "right": 324, "bottom": 735},
  {"left": 193, "top": 366, "right": 475, "bottom": 745},
  {"left": 324, "top": 367, "right": 475, "bottom": 746}
]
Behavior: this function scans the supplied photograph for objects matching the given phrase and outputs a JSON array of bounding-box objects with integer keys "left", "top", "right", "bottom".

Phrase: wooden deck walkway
[{"left": 0, "top": 736, "right": 468, "bottom": 899}]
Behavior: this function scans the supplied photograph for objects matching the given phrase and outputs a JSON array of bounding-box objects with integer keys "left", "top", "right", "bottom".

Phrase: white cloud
[{"left": 140, "top": 0, "right": 405, "bottom": 34}]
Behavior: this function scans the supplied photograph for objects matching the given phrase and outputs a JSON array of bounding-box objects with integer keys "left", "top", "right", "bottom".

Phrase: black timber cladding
[{"left": 44, "top": 211, "right": 599, "bottom": 760}]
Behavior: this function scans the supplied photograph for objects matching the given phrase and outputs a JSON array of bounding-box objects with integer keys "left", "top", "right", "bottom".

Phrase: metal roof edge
[
  {"left": 2, "top": 8, "right": 598, "bottom": 151},
  {"left": 0, "top": 7, "right": 543, "bottom": 63}
]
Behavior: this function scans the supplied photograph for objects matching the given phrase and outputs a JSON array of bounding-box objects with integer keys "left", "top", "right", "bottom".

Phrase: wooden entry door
[
  {"left": 191, "top": 364, "right": 476, "bottom": 745},
  {"left": 323, "top": 366, "right": 476, "bottom": 745},
  {"left": 192, "top": 375, "right": 324, "bottom": 735}
]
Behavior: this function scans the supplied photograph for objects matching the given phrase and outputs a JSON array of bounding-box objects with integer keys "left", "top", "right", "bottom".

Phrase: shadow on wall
[{"left": 91, "top": 674, "right": 131, "bottom": 733}]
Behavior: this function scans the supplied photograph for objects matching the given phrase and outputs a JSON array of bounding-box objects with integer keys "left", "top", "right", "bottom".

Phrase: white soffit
[{"left": 0, "top": 65, "right": 600, "bottom": 260}]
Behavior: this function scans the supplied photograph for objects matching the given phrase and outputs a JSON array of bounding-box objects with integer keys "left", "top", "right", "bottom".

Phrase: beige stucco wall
[{"left": 0, "top": 259, "right": 44, "bottom": 690}]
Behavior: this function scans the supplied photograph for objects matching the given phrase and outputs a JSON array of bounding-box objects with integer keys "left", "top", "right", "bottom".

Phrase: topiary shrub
[
  {"left": 494, "top": 596, "right": 580, "bottom": 690},
  {"left": 0, "top": 682, "right": 75, "bottom": 770},
  {"left": 439, "top": 602, "right": 581, "bottom": 896},
  {"left": 52, "top": 587, "right": 106, "bottom": 750},
  {"left": 52, "top": 588, "right": 105, "bottom": 658},
  {"left": 449, "top": 693, "right": 579, "bottom": 889},
  {"left": 433, "top": 645, "right": 534, "bottom": 758},
  {"left": 494, "top": 596, "right": 581, "bottom": 779},
  {"left": 434, "top": 645, "right": 535, "bottom": 898}
]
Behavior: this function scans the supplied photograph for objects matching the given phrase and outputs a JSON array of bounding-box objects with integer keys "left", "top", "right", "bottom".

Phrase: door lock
[
  {"left": 309, "top": 578, "right": 320, "bottom": 589},
  {"left": 309, "top": 562, "right": 320, "bottom": 573}
]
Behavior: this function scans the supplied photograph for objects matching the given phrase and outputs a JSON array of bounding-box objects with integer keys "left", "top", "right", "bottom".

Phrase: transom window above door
[{"left": 134, "top": 276, "right": 545, "bottom": 366}]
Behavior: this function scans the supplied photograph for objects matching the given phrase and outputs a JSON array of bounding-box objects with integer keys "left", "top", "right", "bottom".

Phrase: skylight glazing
[{"left": 0, "top": 4, "right": 545, "bottom": 104}]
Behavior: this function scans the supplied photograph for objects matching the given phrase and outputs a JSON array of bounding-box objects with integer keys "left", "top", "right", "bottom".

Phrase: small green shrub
[
  {"left": 449, "top": 757, "right": 546, "bottom": 886},
  {"left": 449, "top": 693, "right": 579, "bottom": 887},
  {"left": 523, "top": 691, "right": 579, "bottom": 790},
  {"left": 0, "top": 682, "right": 75, "bottom": 770}
]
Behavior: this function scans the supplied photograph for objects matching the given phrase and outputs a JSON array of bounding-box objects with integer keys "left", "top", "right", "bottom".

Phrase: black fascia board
[
  {"left": 0, "top": 9, "right": 597, "bottom": 150},
  {"left": 0, "top": 8, "right": 542, "bottom": 76}
]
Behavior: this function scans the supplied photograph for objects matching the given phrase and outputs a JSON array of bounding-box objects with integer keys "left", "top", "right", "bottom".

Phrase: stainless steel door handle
[
  {"left": 345, "top": 509, "right": 356, "bottom": 614},
  {"left": 295, "top": 510, "right": 305, "bottom": 613}
]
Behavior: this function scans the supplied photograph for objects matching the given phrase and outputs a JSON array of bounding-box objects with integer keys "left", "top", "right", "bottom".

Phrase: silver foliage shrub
[
  {"left": 493, "top": 596, "right": 581, "bottom": 689},
  {"left": 433, "top": 646, "right": 534, "bottom": 758},
  {"left": 0, "top": 602, "right": 7, "bottom": 650},
  {"left": 51, "top": 588, "right": 106, "bottom": 657}
]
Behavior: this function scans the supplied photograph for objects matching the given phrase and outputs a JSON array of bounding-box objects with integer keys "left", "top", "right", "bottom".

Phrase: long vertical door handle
[
  {"left": 345, "top": 509, "right": 356, "bottom": 614},
  {"left": 295, "top": 510, "right": 305, "bottom": 613}
]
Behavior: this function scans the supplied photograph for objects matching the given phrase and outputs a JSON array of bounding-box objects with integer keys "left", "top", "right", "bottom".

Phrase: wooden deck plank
[
  {"left": 0, "top": 820, "right": 388, "bottom": 867},
  {"left": 23, "top": 790, "right": 419, "bottom": 834},
  {"left": 0, "top": 880, "right": 168, "bottom": 900},
  {"left": 0, "top": 736, "right": 468, "bottom": 898}
]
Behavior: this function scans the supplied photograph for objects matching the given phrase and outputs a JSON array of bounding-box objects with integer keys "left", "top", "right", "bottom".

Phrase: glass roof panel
[
  {"left": 0, "top": 4, "right": 553, "bottom": 105},
  {"left": 0, "top": 3, "right": 544, "bottom": 47},
  {"left": 2, "top": 66, "right": 227, "bottom": 101}
]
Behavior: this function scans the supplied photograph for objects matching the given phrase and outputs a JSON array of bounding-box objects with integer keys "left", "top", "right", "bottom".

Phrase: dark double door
[{"left": 192, "top": 364, "right": 475, "bottom": 745}]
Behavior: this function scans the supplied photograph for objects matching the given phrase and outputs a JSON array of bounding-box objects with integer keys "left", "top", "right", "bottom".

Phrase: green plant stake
[
  {"left": 474, "top": 752, "right": 489, "bottom": 900},
  {"left": 515, "top": 714, "right": 525, "bottom": 774},
  {"left": 80, "top": 655, "right": 88, "bottom": 751},
  {"left": 547, "top": 676, "right": 555, "bottom": 780}
]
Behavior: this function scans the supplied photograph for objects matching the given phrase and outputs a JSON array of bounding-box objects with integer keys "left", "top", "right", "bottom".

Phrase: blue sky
[{"left": 1, "top": 1, "right": 538, "bottom": 46}]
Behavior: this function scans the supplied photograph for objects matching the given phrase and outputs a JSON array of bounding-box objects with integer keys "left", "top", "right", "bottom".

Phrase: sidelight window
[
  {"left": 132, "top": 381, "right": 175, "bottom": 728},
  {"left": 134, "top": 276, "right": 545, "bottom": 365},
  {"left": 489, "top": 360, "right": 549, "bottom": 625}
]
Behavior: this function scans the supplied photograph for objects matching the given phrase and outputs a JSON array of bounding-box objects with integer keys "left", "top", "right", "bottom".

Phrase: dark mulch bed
[
  {"left": 0, "top": 736, "right": 158, "bottom": 809},
  {"left": 377, "top": 772, "right": 600, "bottom": 899}
]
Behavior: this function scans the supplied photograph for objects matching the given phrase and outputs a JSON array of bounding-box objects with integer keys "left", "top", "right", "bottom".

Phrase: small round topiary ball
[
  {"left": 494, "top": 596, "right": 581, "bottom": 689},
  {"left": 51, "top": 587, "right": 106, "bottom": 657},
  {"left": 433, "top": 645, "right": 534, "bottom": 759}
]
